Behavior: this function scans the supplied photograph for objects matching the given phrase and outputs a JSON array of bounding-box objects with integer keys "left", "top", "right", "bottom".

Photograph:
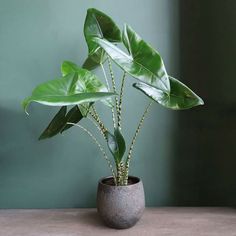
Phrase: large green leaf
[
  {"left": 61, "top": 61, "right": 113, "bottom": 107},
  {"left": 133, "top": 77, "right": 204, "bottom": 110},
  {"left": 93, "top": 24, "right": 170, "bottom": 92},
  {"left": 39, "top": 106, "right": 67, "bottom": 140},
  {"left": 83, "top": 55, "right": 102, "bottom": 70},
  {"left": 61, "top": 61, "right": 78, "bottom": 76},
  {"left": 83, "top": 8, "right": 121, "bottom": 69},
  {"left": 22, "top": 70, "right": 116, "bottom": 113},
  {"left": 39, "top": 61, "right": 96, "bottom": 138},
  {"left": 60, "top": 105, "right": 83, "bottom": 133},
  {"left": 39, "top": 105, "right": 84, "bottom": 140},
  {"left": 105, "top": 128, "right": 126, "bottom": 163}
]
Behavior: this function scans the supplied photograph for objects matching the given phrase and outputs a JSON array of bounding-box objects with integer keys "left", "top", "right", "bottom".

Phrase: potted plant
[{"left": 22, "top": 8, "right": 204, "bottom": 229}]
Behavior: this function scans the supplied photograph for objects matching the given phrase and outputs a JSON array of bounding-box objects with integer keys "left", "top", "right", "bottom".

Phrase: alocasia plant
[{"left": 23, "top": 8, "right": 204, "bottom": 186}]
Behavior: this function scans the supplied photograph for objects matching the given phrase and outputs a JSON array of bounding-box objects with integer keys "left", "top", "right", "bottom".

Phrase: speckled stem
[
  {"left": 116, "top": 161, "right": 125, "bottom": 186},
  {"left": 100, "top": 63, "right": 110, "bottom": 90},
  {"left": 87, "top": 116, "right": 105, "bottom": 139},
  {"left": 117, "top": 72, "right": 126, "bottom": 130},
  {"left": 67, "top": 123, "right": 116, "bottom": 184},
  {"left": 108, "top": 57, "right": 119, "bottom": 128},
  {"left": 101, "top": 61, "right": 116, "bottom": 129},
  {"left": 86, "top": 105, "right": 107, "bottom": 140},
  {"left": 123, "top": 101, "right": 153, "bottom": 185}
]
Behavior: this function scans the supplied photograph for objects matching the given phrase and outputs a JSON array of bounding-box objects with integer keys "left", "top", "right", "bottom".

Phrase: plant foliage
[{"left": 23, "top": 8, "right": 204, "bottom": 186}]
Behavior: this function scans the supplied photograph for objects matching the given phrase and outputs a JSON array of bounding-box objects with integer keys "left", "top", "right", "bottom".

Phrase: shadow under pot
[{"left": 97, "top": 176, "right": 145, "bottom": 229}]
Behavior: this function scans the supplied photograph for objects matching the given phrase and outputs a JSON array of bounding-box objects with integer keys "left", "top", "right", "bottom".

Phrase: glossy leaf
[
  {"left": 78, "top": 103, "right": 92, "bottom": 117},
  {"left": 83, "top": 8, "right": 121, "bottom": 68},
  {"left": 61, "top": 105, "right": 83, "bottom": 133},
  {"left": 114, "top": 128, "right": 126, "bottom": 160},
  {"left": 45, "top": 62, "right": 96, "bottom": 137},
  {"left": 106, "top": 131, "right": 119, "bottom": 162},
  {"left": 105, "top": 128, "right": 126, "bottom": 163},
  {"left": 60, "top": 61, "right": 113, "bottom": 107},
  {"left": 22, "top": 70, "right": 116, "bottom": 113},
  {"left": 93, "top": 24, "right": 170, "bottom": 92},
  {"left": 61, "top": 61, "right": 78, "bottom": 76},
  {"left": 133, "top": 77, "right": 204, "bottom": 110},
  {"left": 39, "top": 106, "right": 67, "bottom": 140},
  {"left": 39, "top": 105, "right": 85, "bottom": 140},
  {"left": 82, "top": 55, "right": 102, "bottom": 70}
]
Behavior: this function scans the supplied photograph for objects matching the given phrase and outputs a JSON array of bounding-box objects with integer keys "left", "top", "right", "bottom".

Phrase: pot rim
[{"left": 98, "top": 175, "right": 141, "bottom": 187}]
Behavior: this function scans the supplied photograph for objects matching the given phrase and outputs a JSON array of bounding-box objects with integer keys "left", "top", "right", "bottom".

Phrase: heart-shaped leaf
[
  {"left": 22, "top": 68, "right": 116, "bottom": 113},
  {"left": 83, "top": 8, "right": 121, "bottom": 69},
  {"left": 61, "top": 61, "right": 78, "bottom": 76},
  {"left": 61, "top": 61, "right": 113, "bottom": 107},
  {"left": 105, "top": 128, "right": 126, "bottom": 163},
  {"left": 133, "top": 77, "right": 204, "bottom": 110},
  {"left": 93, "top": 24, "right": 170, "bottom": 92}
]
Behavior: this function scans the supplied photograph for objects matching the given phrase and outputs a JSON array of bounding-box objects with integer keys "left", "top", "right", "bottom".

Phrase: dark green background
[{"left": 0, "top": 0, "right": 235, "bottom": 208}]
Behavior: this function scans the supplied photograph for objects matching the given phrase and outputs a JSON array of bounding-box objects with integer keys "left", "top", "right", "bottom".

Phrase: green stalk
[
  {"left": 68, "top": 122, "right": 117, "bottom": 185},
  {"left": 124, "top": 101, "right": 153, "bottom": 184}
]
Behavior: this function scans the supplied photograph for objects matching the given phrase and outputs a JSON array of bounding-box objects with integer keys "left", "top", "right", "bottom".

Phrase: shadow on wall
[
  {"left": 0, "top": 108, "right": 52, "bottom": 208},
  {"left": 0, "top": 107, "right": 57, "bottom": 208},
  {"left": 0, "top": 106, "right": 101, "bottom": 208},
  {"left": 171, "top": 0, "right": 236, "bottom": 206}
]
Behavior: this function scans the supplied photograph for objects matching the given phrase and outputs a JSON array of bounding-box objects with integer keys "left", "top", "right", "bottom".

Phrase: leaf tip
[
  {"left": 38, "top": 133, "right": 46, "bottom": 141},
  {"left": 199, "top": 97, "right": 204, "bottom": 106},
  {"left": 22, "top": 98, "right": 30, "bottom": 115}
]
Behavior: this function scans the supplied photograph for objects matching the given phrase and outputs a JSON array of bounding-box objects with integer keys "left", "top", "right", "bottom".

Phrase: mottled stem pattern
[
  {"left": 108, "top": 57, "right": 119, "bottom": 128},
  {"left": 124, "top": 101, "right": 153, "bottom": 185},
  {"left": 67, "top": 123, "right": 116, "bottom": 184},
  {"left": 100, "top": 63, "right": 110, "bottom": 90},
  {"left": 117, "top": 72, "right": 126, "bottom": 130},
  {"left": 101, "top": 60, "right": 116, "bottom": 129},
  {"left": 87, "top": 105, "right": 107, "bottom": 140},
  {"left": 87, "top": 116, "right": 105, "bottom": 138},
  {"left": 116, "top": 161, "right": 125, "bottom": 185}
]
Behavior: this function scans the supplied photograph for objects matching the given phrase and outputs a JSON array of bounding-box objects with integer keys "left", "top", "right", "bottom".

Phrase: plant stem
[
  {"left": 68, "top": 122, "right": 117, "bottom": 185},
  {"left": 100, "top": 61, "right": 116, "bottom": 129},
  {"left": 108, "top": 57, "right": 119, "bottom": 128},
  {"left": 124, "top": 101, "right": 153, "bottom": 184},
  {"left": 116, "top": 161, "right": 124, "bottom": 185},
  {"left": 100, "top": 63, "right": 110, "bottom": 90},
  {"left": 117, "top": 72, "right": 126, "bottom": 130},
  {"left": 83, "top": 105, "right": 107, "bottom": 140},
  {"left": 87, "top": 116, "right": 105, "bottom": 138}
]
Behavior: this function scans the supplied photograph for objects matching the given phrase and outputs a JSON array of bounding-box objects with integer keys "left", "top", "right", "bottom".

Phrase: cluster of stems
[{"left": 72, "top": 57, "right": 152, "bottom": 186}]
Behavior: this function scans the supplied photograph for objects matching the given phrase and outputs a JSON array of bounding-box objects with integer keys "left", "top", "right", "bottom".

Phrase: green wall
[
  {"left": 0, "top": 0, "right": 179, "bottom": 208},
  {"left": 2, "top": 0, "right": 234, "bottom": 208}
]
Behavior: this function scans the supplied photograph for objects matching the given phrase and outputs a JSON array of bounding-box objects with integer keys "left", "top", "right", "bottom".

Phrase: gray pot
[{"left": 97, "top": 176, "right": 145, "bottom": 229}]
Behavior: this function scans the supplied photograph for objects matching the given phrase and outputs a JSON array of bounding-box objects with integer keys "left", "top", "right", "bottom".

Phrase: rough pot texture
[{"left": 97, "top": 176, "right": 145, "bottom": 229}]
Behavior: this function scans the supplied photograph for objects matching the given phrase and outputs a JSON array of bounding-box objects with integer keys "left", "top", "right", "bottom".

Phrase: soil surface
[{"left": 102, "top": 176, "right": 139, "bottom": 186}]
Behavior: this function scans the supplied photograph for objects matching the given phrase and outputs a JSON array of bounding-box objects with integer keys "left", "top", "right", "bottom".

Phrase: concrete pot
[{"left": 97, "top": 176, "right": 145, "bottom": 229}]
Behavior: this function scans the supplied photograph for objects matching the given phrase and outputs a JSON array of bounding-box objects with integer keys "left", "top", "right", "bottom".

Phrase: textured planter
[{"left": 97, "top": 176, "right": 145, "bottom": 229}]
